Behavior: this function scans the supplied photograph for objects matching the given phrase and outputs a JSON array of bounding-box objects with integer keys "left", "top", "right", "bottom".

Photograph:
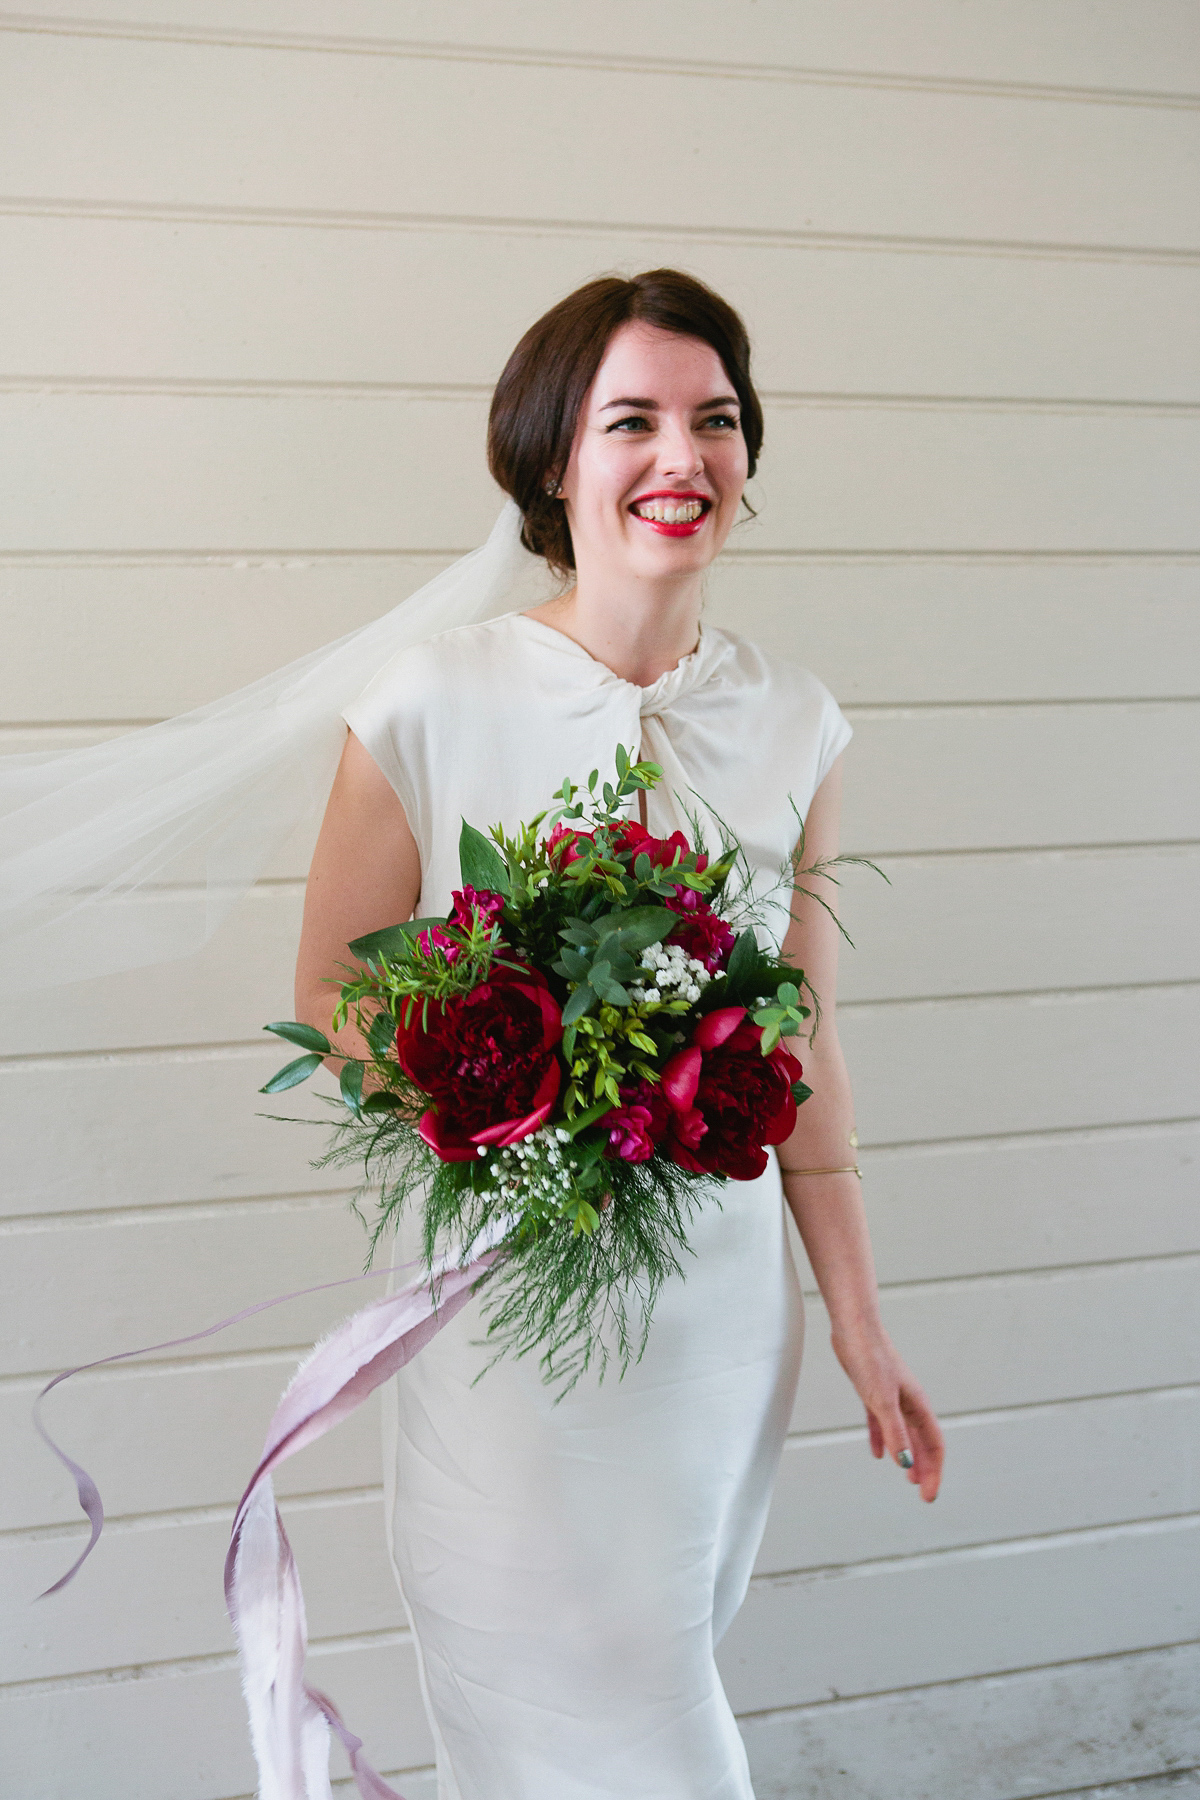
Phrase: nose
[{"left": 657, "top": 417, "right": 704, "bottom": 481}]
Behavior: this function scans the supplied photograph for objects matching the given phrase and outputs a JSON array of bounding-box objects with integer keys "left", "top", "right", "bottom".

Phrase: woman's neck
[{"left": 525, "top": 567, "right": 704, "bottom": 688}]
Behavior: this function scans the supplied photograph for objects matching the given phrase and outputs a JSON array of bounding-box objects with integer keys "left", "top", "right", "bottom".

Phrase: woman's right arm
[{"left": 294, "top": 731, "right": 422, "bottom": 1046}]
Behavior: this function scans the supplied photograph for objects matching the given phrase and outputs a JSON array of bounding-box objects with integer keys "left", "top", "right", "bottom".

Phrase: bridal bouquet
[{"left": 262, "top": 748, "right": 824, "bottom": 1386}]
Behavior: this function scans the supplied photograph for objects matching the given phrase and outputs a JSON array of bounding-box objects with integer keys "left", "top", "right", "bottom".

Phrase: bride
[{"left": 292, "top": 268, "right": 944, "bottom": 1800}]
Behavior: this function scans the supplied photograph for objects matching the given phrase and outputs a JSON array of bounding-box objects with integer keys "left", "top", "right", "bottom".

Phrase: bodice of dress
[{"left": 343, "top": 613, "right": 851, "bottom": 947}]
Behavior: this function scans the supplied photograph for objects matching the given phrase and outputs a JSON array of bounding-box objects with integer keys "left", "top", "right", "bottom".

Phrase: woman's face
[{"left": 559, "top": 321, "right": 749, "bottom": 586}]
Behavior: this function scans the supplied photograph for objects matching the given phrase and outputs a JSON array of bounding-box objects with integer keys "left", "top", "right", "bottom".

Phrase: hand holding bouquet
[{"left": 264, "top": 749, "right": 828, "bottom": 1388}]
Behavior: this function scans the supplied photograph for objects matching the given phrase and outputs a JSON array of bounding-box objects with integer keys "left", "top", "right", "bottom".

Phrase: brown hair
[{"left": 487, "top": 268, "right": 763, "bottom": 575}]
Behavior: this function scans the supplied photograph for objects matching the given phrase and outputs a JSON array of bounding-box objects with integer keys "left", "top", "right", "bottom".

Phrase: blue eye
[
  {"left": 607, "top": 415, "right": 651, "bottom": 432},
  {"left": 703, "top": 414, "right": 739, "bottom": 430}
]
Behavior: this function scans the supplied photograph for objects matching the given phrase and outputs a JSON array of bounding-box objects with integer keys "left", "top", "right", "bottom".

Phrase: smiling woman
[{"left": 288, "top": 268, "right": 943, "bottom": 1800}]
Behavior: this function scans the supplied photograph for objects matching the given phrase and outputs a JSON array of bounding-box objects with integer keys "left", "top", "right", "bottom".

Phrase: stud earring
[{"left": 544, "top": 480, "right": 561, "bottom": 498}]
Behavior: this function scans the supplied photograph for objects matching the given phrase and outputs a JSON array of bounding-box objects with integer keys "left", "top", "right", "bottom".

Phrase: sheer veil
[{"left": 0, "top": 502, "right": 537, "bottom": 995}]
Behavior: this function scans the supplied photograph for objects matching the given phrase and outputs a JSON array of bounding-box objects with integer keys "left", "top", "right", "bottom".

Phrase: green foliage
[
  {"left": 458, "top": 820, "right": 511, "bottom": 896},
  {"left": 264, "top": 1021, "right": 331, "bottom": 1054},
  {"left": 259, "top": 1051, "right": 325, "bottom": 1093}
]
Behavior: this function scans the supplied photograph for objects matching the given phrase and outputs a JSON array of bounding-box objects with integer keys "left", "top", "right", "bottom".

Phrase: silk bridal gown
[{"left": 342, "top": 613, "right": 851, "bottom": 1800}]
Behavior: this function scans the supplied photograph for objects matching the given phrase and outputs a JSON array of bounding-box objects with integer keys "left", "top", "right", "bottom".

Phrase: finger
[
  {"left": 875, "top": 1401, "right": 916, "bottom": 1477},
  {"left": 867, "top": 1411, "right": 884, "bottom": 1459},
  {"left": 902, "top": 1392, "right": 945, "bottom": 1501}
]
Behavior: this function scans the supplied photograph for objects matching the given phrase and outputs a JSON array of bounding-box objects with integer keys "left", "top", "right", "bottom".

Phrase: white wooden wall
[{"left": 2, "top": 6, "right": 1198, "bottom": 1797}]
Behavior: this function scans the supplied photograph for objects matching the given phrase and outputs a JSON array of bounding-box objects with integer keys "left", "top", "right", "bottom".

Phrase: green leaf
[
  {"left": 558, "top": 946, "right": 592, "bottom": 981},
  {"left": 259, "top": 1052, "right": 323, "bottom": 1094},
  {"left": 560, "top": 1098, "right": 616, "bottom": 1138},
  {"left": 633, "top": 853, "right": 653, "bottom": 881},
  {"left": 724, "top": 928, "right": 762, "bottom": 995},
  {"left": 458, "top": 820, "right": 511, "bottom": 896},
  {"left": 339, "top": 1059, "right": 365, "bottom": 1116},
  {"left": 758, "top": 1022, "right": 782, "bottom": 1053},
  {"left": 776, "top": 982, "right": 800, "bottom": 1008},
  {"left": 264, "top": 1020, "right": 330, "bottom": 1055},
  {"left": 347, "top": 918, "right": 442, "bottom": 961},
  {"left": 362, "top": 1090, "right": 403, "bottom": 1114},
  {"left": 792, "top": 1080, "right": 814, "bottom": 1107},
  {"left": 595, "top": 906, "right": 675, "bottom": 954},
  {"left": 366, "top": 1011, "right": 396, "bottom": 1057},
  {"left": 559, "top": 921, "right": 598, "bottom": 947},
  {"left": 561, "top": 985, "right": 596, "bottom": 1028},
  {"left": 593, "top": 973, "right": 630, "bottom": 1006}
]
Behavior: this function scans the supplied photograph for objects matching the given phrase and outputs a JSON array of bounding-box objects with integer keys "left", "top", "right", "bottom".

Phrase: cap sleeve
[
  {"left": 341, "top": 641, "right": 439, "bottom": 837},
  {"left": 814, "top": 683, "right": 853, "bottom": 790}
]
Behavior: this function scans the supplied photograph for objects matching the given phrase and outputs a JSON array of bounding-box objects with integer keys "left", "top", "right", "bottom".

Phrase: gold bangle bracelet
[{"left": 783, "top": 1164, "right": 863, "bottom": 1179}]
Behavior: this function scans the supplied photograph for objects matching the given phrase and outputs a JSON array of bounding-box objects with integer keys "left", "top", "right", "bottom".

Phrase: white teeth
[{"left": 633, "top": 498, "right": 706, "bottom": 523}]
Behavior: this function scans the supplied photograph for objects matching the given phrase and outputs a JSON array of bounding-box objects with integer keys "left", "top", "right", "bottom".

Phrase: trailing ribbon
[{"left": 36, "top": 1235, "right": 506, "bottom": 1799}]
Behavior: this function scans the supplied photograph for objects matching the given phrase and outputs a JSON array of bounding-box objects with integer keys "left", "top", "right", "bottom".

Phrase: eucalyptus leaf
[
  {"left": 264, "top": 1020, "right": 330, "bottom": 1055},
  {"left": 595, "top": 906, "right": 674, "bottom": 954},
  {"left": 259, "top": 1052, "right": 323, "bottom": 1094},
  {"left": 458, "top": 820, "right": 511, "bottom": 896},
  {"left": 561, "top": 986, "right": 596, "bottom": 1028}
]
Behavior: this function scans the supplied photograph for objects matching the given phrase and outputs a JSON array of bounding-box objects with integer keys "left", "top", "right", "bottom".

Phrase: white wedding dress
[{"left": 343, "top": 614, "right": 851, "bottom": 1800}]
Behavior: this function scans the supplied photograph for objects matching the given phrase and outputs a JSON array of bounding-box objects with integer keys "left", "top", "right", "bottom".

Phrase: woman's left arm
[{"left": 776, "top": 756, "right": 945, "bottom": 1502}]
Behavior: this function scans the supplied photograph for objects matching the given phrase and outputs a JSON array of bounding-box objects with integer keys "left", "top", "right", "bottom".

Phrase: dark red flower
[
  {"left": 604, "top": 1079, "right": 670, "bottom": 1163},
  {"left": 392, "top": 964, "right": 563, "bottom": 1161},
  {"left": 544, "top": 823, "right": 593, "bottom": 865},
  {"left": 664, "top": 886, "right": 735, "bottom": 975},
  {"left": 611, "top": 820, "right": 708, "bottom": 874},
  {"left": 660, "top": 1007, "right": 802, "bottom": 1181}
]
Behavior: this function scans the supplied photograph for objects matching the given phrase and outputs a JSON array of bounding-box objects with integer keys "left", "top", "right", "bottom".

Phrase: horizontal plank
[
  {"left": 794, "top": 1256, "right": 1200, "bottom": 1432},
  {"left": 3, "top": 1490, "right": 404, "bottom": 1683},
  {"left": 10, "top": 1246, "right": 1199, "bottom": 1529},
  {"left": 858, "top": 1121, "right": 1200, "bottom": 1284},
  {"left": 7, "top": 1, "right": 1199, "bottom": 95},
  {"left": 3, "top": 843, "right": 1196, "bottom": 1059},
  {"left": 759, "top": 1387, "right": 1200, "bottom": 1575},
  {"left": 2, "top": 554, "right": 1199, "bottom": 721},
  {"left": 740, "top": 1641, "right": 1200, "bottom": 1800},
  {"left": 0, "top": 1041, "right": 336, "bottom": 1217},
  {"left": 0, "top": 1637, "right": 432, "bottom": 1800},
  {"left": 842, "top": 701, "right": 1200, "bottom": 853},
  {"left": 0, "top": 1196, "right": 376, "bottom": 1375},
  {"left": 1, "top": 1355, "right": 379, "bottom": 1533},
  {"left": 2, "top": 985, "right": 1195, "bottom": 1225},
  {"left": 3, "top": 392, "right": 1199, "bottom": 552},
  {"left": 3, "top": 34, "right": 1198, "bottom": 250},
  {"left": 717, "top": 1515, "right": 1200, "bottom": 1712},
  {"left": 4, "top": 215, "right": 1199, "bottom": 404},
  {"left": 841, "top": 983, "right": 1200, "bottom": 1144}
]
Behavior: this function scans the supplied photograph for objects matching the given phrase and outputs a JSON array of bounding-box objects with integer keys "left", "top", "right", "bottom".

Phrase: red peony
[
  {"left": 660, "top": 1007, "right": 802, "bottom": 1181},
  {"left": 604, "top": 1078, "right": 670, "bottom": 1163},
  {"left": 611, "top": 820, "right": 708, "bottom": 873},
  {"left": 664, "top": 885, "right": 735, "bottom": 975},
  {"left": 393, "top": 964, "right": 563, "bottom": 1161}
]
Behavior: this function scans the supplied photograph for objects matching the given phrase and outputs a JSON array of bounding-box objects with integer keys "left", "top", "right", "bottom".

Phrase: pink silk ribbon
[{"left": 36, "top": 1241, "right": 503, "bottom": 1799}]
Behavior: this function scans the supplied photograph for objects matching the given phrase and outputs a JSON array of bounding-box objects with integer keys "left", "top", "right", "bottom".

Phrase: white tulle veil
[{"left": 0, "top": 502, "right": 541, "bottom": 995}]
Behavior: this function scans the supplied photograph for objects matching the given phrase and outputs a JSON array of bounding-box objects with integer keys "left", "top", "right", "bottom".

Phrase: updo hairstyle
[{"left": 487, "top": 268, "right": 763, "bottom": 576}]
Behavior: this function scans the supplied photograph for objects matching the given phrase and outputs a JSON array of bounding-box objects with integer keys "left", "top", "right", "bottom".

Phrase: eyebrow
[{"left": 598, "top": 394, "right": 740, "bottom": 413}]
